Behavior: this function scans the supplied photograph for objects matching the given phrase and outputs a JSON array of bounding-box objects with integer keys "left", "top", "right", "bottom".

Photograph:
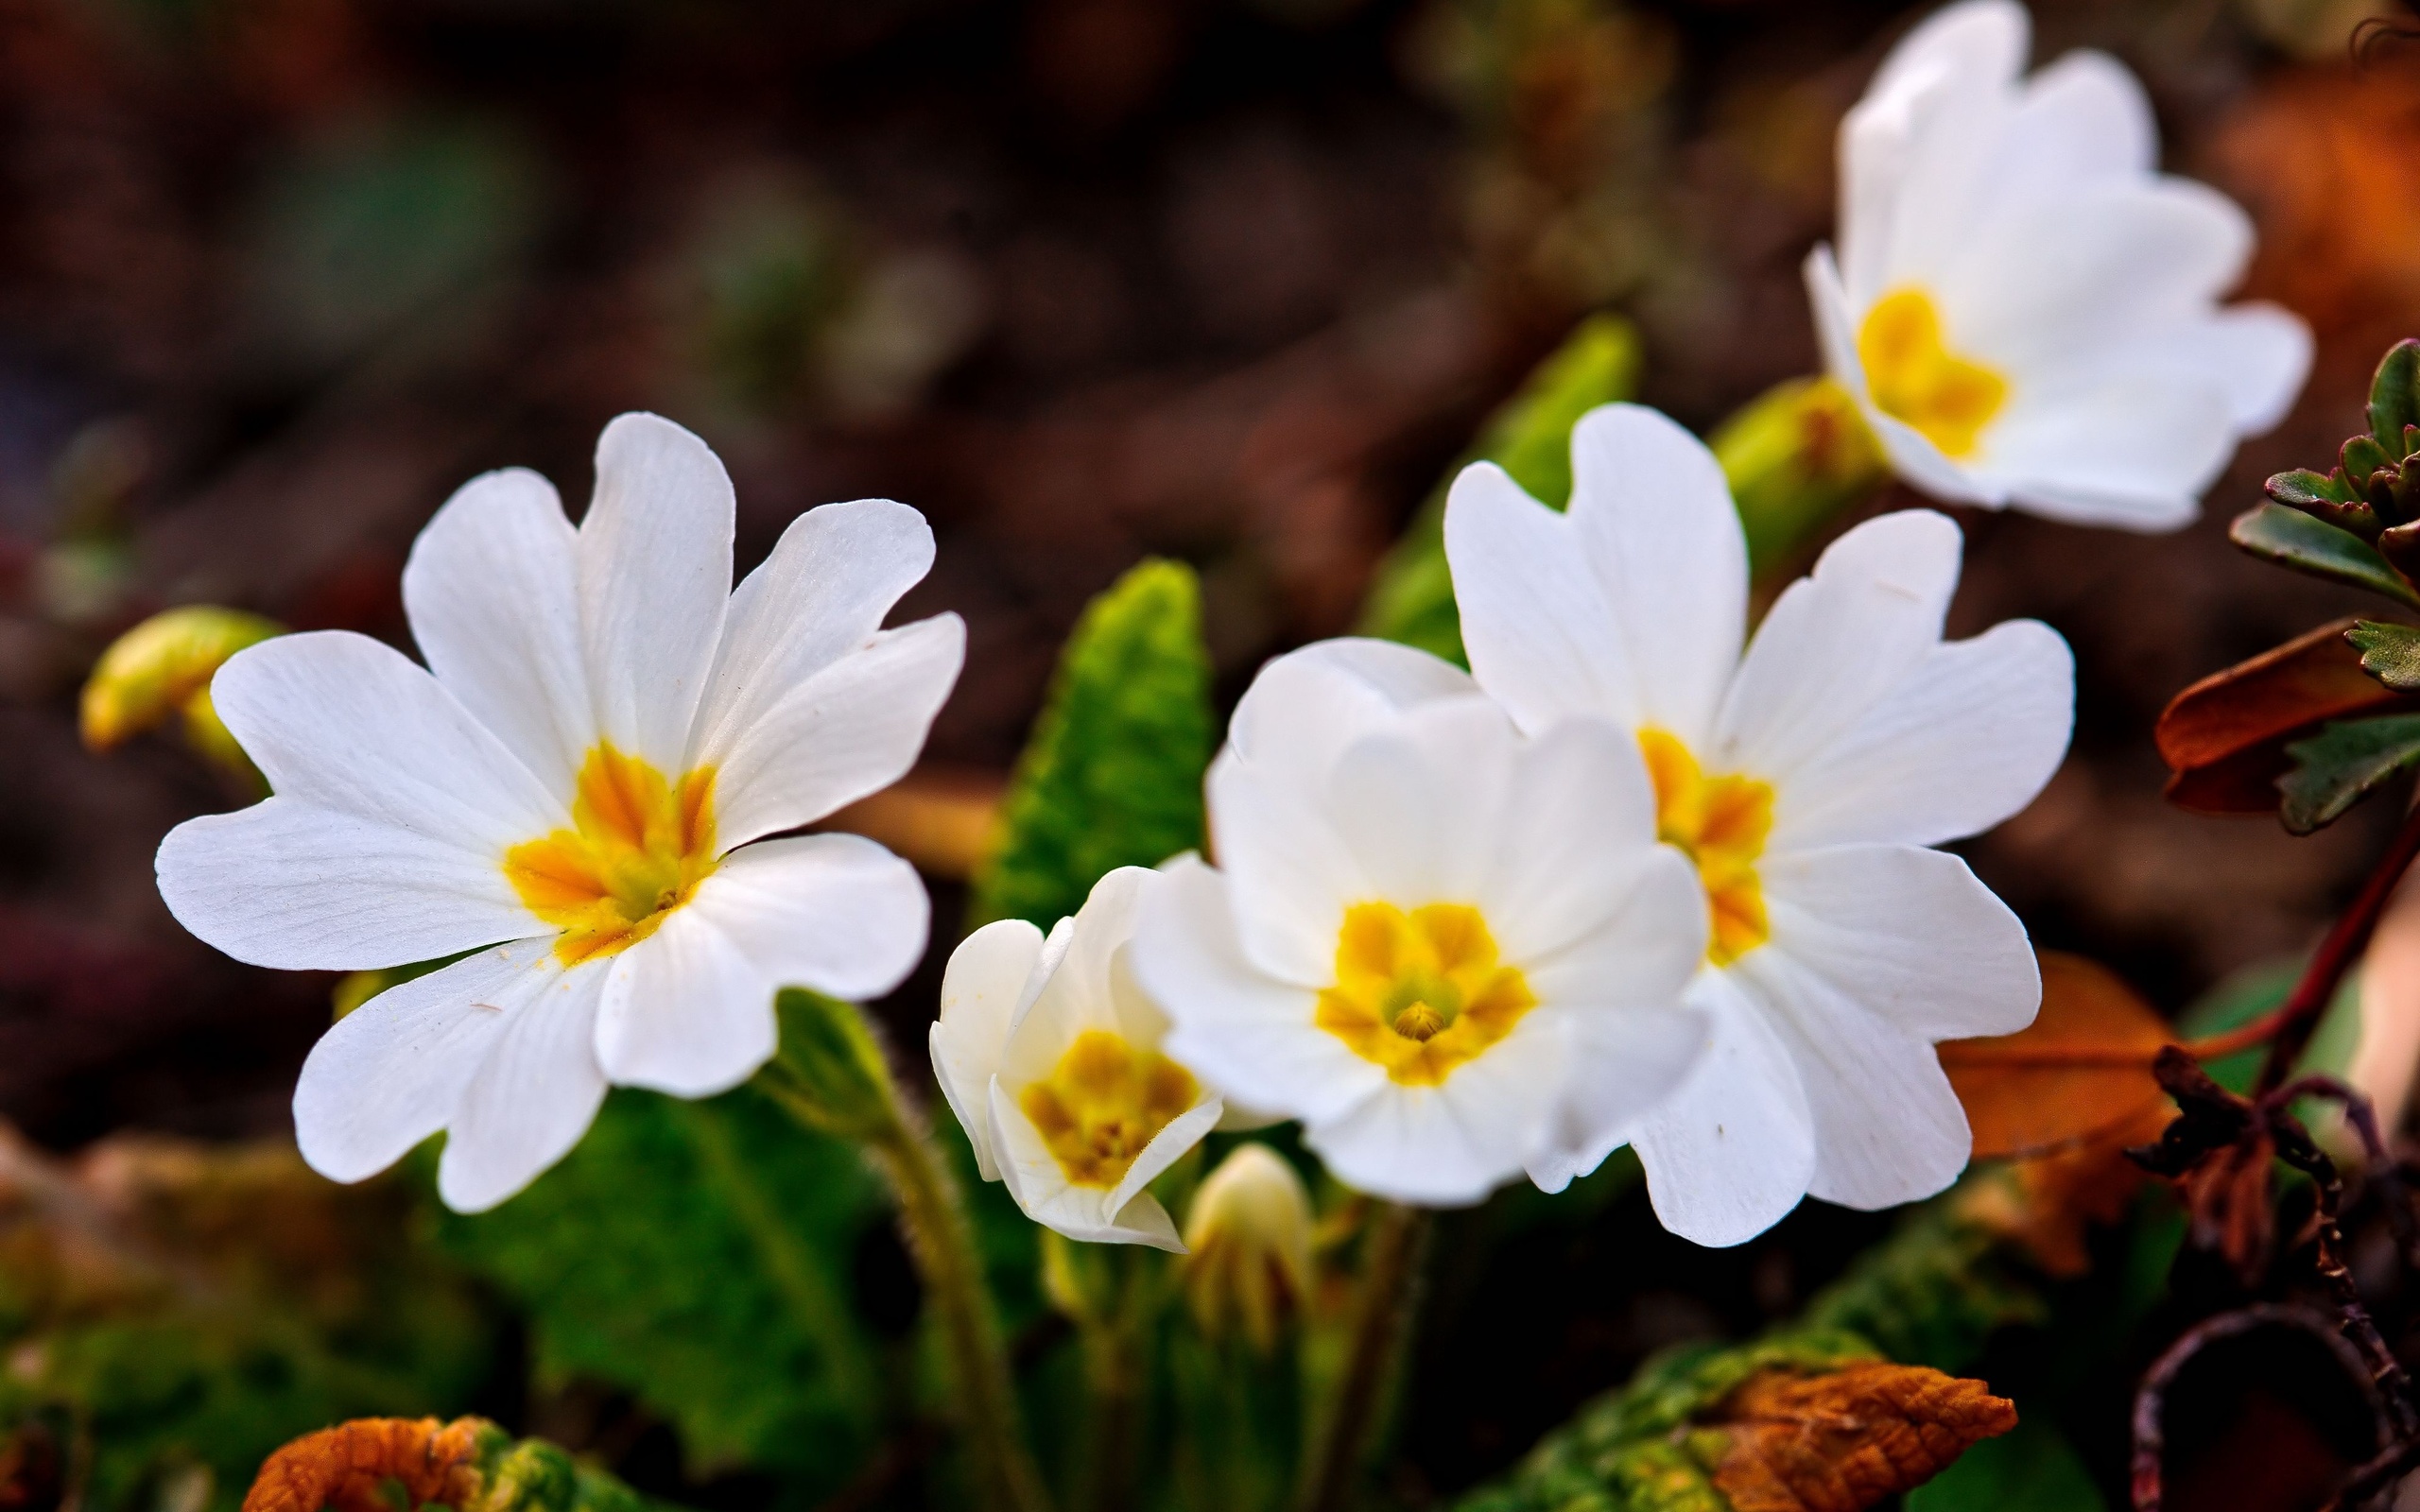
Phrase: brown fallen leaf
[
  {"left": 1700, "top": 1362, "right": 2017, "bottom": 1512},
  {"left": 241, "top": 1418, "right": 491, "bottom": 1512},
  {"left": 1939, "top": 952, "right": 2175, "bottom": 1160},
  {"left": 1959, "top": 1098, "right": 2173, "bottom": 1277},
  {"left": 2155, "top": 619, "right": 2407, "bottom": 816}
]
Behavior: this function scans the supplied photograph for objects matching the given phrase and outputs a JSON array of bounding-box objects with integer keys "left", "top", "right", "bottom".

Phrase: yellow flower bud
[
  {"left": 79, "top": 606, "right": 283, "bottom": 781},
  {"left": 1183, "top": 1143, "right": 1313, "bottom": 1353}
]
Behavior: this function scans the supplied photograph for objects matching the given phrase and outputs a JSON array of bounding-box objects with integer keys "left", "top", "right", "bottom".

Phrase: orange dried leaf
[
  {"left": 242, "top": 1418, "right": 491, "bottom": 1512},
  {"left": 1939, "top": 953, "right": 2175, "bottom": 1160},
  {"left": 1703, "top": 1362, "right": 2017, "bottom": 1512},
  {"left": 1960, "top": 1099, "right": 2171, "bottom": 1277},
  {"left": 2156, "top": 619, "right": 2405, "bottom": 815}
]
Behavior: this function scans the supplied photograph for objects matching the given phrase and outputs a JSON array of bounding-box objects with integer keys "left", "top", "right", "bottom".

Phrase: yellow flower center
[
  {"left": 505, "top": 744, "right": 720, "bottom": 967},
  {"left": 1315, "top": 902, "right": 1537, "bottom": 1087},
  {"left": 1857, "top": 286, "right": 2007, "bottom": 459},
  {"left": 1018, "top": 1030, "right": 1201, "bottom": 1189},
  {"left": 1639, "top": 729, "right": 1772, "bottom": 968}
]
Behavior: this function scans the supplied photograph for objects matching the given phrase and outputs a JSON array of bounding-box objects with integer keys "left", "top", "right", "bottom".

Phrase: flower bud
[
  {"left": 79, "top": 607, "right": 283, "bottom": 782},
  {"left": 1182, "top": 1143, "right": 1313, "bottom": 1353},
  {"left": 1710, "top": 375, "right": 1888, "bottom": 574}
]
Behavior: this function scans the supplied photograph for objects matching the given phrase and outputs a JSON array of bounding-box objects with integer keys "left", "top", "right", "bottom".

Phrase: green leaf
[
  {"left": 431, "top": 1047, "right": 887, "bottom": 1495},
  {"left": 2347, "top": 620, "right": 2420, "bottom": 690},
  {"left": 1906, "top": 1414, "right": 2106, "bottom": 1512},
  {"left": 2229, "top": 503, "right": 2420, "bottom": 609},
  {"left": 2265, "top": 468, "right": 2377, "bottom": 539},
  {"left": 2368, "top": 337, "right": 2420, "bottom": 452},
  {"left": 971, "top": 557, "right": 1214, "bottom": 929},
  {"left": 1356, "top": 315, "right": 1641, "bottom": 664},
  {"left": 2277, "top": 711, "right": 2420, "bottom": 833}
]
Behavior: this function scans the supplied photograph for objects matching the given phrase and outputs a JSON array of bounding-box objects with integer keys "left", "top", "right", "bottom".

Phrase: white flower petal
[
  {"left": 708, "top": 615, "right": 965, "bottom": 850},
  {"left": 1204, "top": 753, "right": 1363, "bottom": 988},
  {"left": 1525, "top": 1001, "right": 1710, "bottom": 1194},
  {"left": 159, "top": 799, "right": 542, "bottom": 971},
  {"left": 1949, "top": 181, "right": 2254, "bottom": 373},
  {"left": 1633, "top": 975, "right": 1818, "bottom": 1247},
  {"left": 1517, "top": 847, "right": 1708, "bottom": 1012},
  {"left": 595, "top": 908, "right": 779, "bottom": 1097},
  {"left": 987, "top": 1079, "right": 1194, "bottom": 1251},
  {"left": 1858, "top": 40, "right": 2020, "bottom": 300},
  {"left": 1774, "top": 619, "right": 2073, "bottom": 850},
  {"left": 1138, "top": 855, "right": 1386, "bottom": 1125},
  {"left": 1979, "top": 364, "right": 2233, "bottom": 529},
  {"left": 436, "top": 957, "right": 612, "bottom": 1212},
  {"left": 293, "top": 941, "right": 550, "bottom": 1183},
  {"left": 1478, "top": 716, "right": 1681, "bottom": 967},
  {"left": 1303, "top": 1021, "right": 1561, "bottom": 1205},
  {"left": 1715, "top": 510, "right": 1962, "bottom": 779},
  {"left": 579, "top": 414, "right": 735, "bottom": 772},
  {"left": 1738, "top": 947, "right": 1975, "bottom": 1211},
  {"left": 1804, "top": 249, "right": 1995, "bottom": 506},
  {"left": 1867, "top": 0, "right": 2028, "bottom": 108},
  {"left": 1322, "top": 699, "right": 1514, "bottom": 907},
  {"left": 998, "top": 868, "right": 1163, "bottom": 1087},
  {"left": 2107, "top": 303, "right": 2313, "bottom": 436},
  {"left": 1226, "top": 637, "right": 1477, "bottom": 798},
  {"left": 1758, "top": 843, "right": 2040, "bottom": 1041},
  {"left": 688, "top": 498, "right": 938, "bottom": 770},
  {"left": 688, "top": 833, "right": 930, "bottom": 1001},
  {"left": 402, "top": 467, "right": 592, "bottom": 797},
  {"left": 1443, "top": 461, "right": 1644, "bottom": 735},
  {"left": 2000, "top": 50, "right": 2154, "bottom": 189},
  {"left": 934, "top": 918, "right": 1047, "bottom": 1181}
]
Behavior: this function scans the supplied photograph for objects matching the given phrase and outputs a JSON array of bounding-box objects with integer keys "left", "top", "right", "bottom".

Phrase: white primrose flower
[
  {"left": 1444, "top": 403, "right": 2074, "bottom": 1246},
  {"left": 157, "top": 414, "right": 964, "bottom": 1211},
  {"left": 1129, "top": 639, "right": 1712, "bottom": 1208},
  {"left": 933, "top": 868, "right": 1223, "bottom": 1250},
  {"left": 1807, "top": 0, "right": 2309, "bottom": 530}
]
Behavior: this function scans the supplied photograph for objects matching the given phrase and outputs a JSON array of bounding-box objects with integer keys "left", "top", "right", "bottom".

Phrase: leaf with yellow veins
[{"left": 1695, "top": 1363, "right": 2017, "bottom": 1512}]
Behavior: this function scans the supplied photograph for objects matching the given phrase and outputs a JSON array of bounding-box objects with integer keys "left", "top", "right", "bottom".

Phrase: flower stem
[
  {"left": 1297, "top": 1201, "right": 1432, "bottom": 1512},
  {"left": 2246, "top": 798, "right": 2420, "bottom": 1095},
  {"left": 758, "top": 1006, "right": 1051, "bottom": 1512}
]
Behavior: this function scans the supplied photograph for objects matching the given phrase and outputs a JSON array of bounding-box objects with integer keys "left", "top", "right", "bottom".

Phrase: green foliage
[
  {"left": 2348, "top": 619, "right": 2420, "bottom": 690},
  {"left": 972, "top": 558, "right": 1214, "bottom": 929},
  {"left": 1906, "top": 1414, "right": 2106, "bottom": 1512},
  {"left": 1711, "top": 376, "right": 1890, "bottom": 575},
  {"left": 2228, "top": 503, "right": 2420, "bottom": 610},
  {"left": 0, "top": 1144, "right": 492, "bottom": 1512},
  {"left": 2277, "top": 711, "right": 2420, "bottom": 832},
  {"left": 1798, "top": 1200, "right": 2048, "bottom": 1373},
  {"left": 431, "top": 1067, "right": 887, "bottom": 1496},
  {"left": 1357, "top": 315, "right": 1642, "bottom": 663}
]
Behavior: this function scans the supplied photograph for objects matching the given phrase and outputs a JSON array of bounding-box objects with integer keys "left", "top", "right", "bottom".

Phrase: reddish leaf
[
  {"left": 1939, "top": 953, "right": 2175, "bottom": 1160},
  {"left": 2156, "top": 619, "right": 2405, "bottom": 816}
]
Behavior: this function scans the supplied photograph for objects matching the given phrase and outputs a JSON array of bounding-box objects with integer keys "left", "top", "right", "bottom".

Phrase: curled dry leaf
[
  {"left": 1699, "top": 1362, "right": 2017, "bottom": 1512},
  {"left": 2155, "top": 619, "right": 2408, "bottom": 816},
  {"left": 241, "top": 1418, "right": 493, "bottom": 1512},
  {"left": 1939, "top": 952, "right": 2175, "bottom": 1160}
]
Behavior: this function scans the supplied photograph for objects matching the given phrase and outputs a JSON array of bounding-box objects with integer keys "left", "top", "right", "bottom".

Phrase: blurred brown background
[{"left": 0, "top": 0, "right": 2415, "bottom": 1166}]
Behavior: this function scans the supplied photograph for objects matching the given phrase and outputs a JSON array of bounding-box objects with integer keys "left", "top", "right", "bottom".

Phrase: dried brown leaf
[
  {"left": 1959, "top": 1099, "right": 2171, "bottom": 1277},
  {"left": 1939, "top": 953, "right": 2175, "bottom": 1160},
  {"left": 2156, "top": 619, "right": 2405, "bottom": 816},
  {"left": 1703, "top": 1362, "right": 2017, "bottom": 1512},
  {"left": 241, "top": 1418, "right": 491, "bottom": 1512}
]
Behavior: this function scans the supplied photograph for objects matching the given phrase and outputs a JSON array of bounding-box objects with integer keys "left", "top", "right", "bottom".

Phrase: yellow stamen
[
  {"left": 1316, "top": 902, "right": 1536, "bottom": 1086},
  {"left": 1857, "top": 287, "right": 2008, "bottom": 459},
  {"left": 505, "top": 744, "right": 720, "bottom": 966},
  {"left": 1639, "top": 729, "right": 1773, "bottom": 967},
  {"left": 1018, "top": 1030, "right": 1200, "bottom": 1189}
]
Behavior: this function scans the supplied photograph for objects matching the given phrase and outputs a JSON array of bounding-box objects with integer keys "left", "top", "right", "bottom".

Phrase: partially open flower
[
  {"left": 1446, "top": 402, "right": 2073, "bottom": 1246},
  {"left": 933, "top": 867, "right": 1223, "bottom": 1250},
  {"left": 1182, "top": 1143, "right": 1313, "bottom": 1353},
  {"left": 1130, "top": 639, "right": 1709, "bottom": 1208},
  {"left": 157, "top": 414, "right": 962, "bottom": 1211},
  {"left": 1806, "top": 0, "right": 2309, "bottom": 531}
]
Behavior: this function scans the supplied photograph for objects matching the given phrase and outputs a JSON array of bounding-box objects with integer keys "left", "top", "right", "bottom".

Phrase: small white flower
[
  {"left": 933, "top": 868, "right": 1223, "bottom": 1250},
  {"left": 1807, "top": 0, "right": 2309, "bottom": 531},
  {"left": 158, "top": 414, "right": 964, "bottom": 1211},
  {"left": 1128, "top": 639, "right": 1710, "bottom": 1208},
  {"left": 1445, "top": 402, "right": 2074, "bottom": 1246}
]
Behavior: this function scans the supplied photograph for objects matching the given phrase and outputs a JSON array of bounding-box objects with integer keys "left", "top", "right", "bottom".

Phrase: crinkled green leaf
[
  {"left": 431, "top": 1040, "right": 885, "bottom": 1495},
  {"left": 2348, "top": 619, "right": 2420, "bottom": 691},
  {"left": 2277, "top": 711, "right": 2420, "bottom": 833},
  {"left": 1905, "top": 1414, "right": 2105, "bottom": 1512},
  {"left": 1357, "top": 315, "right": 1640, "bottom": 664},
  {"left": 972, "top": 557, "right": 1213, "bottom": 929},
  {"left": 2230, "top": 503, "right": 2420, "bottom": 609}
]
